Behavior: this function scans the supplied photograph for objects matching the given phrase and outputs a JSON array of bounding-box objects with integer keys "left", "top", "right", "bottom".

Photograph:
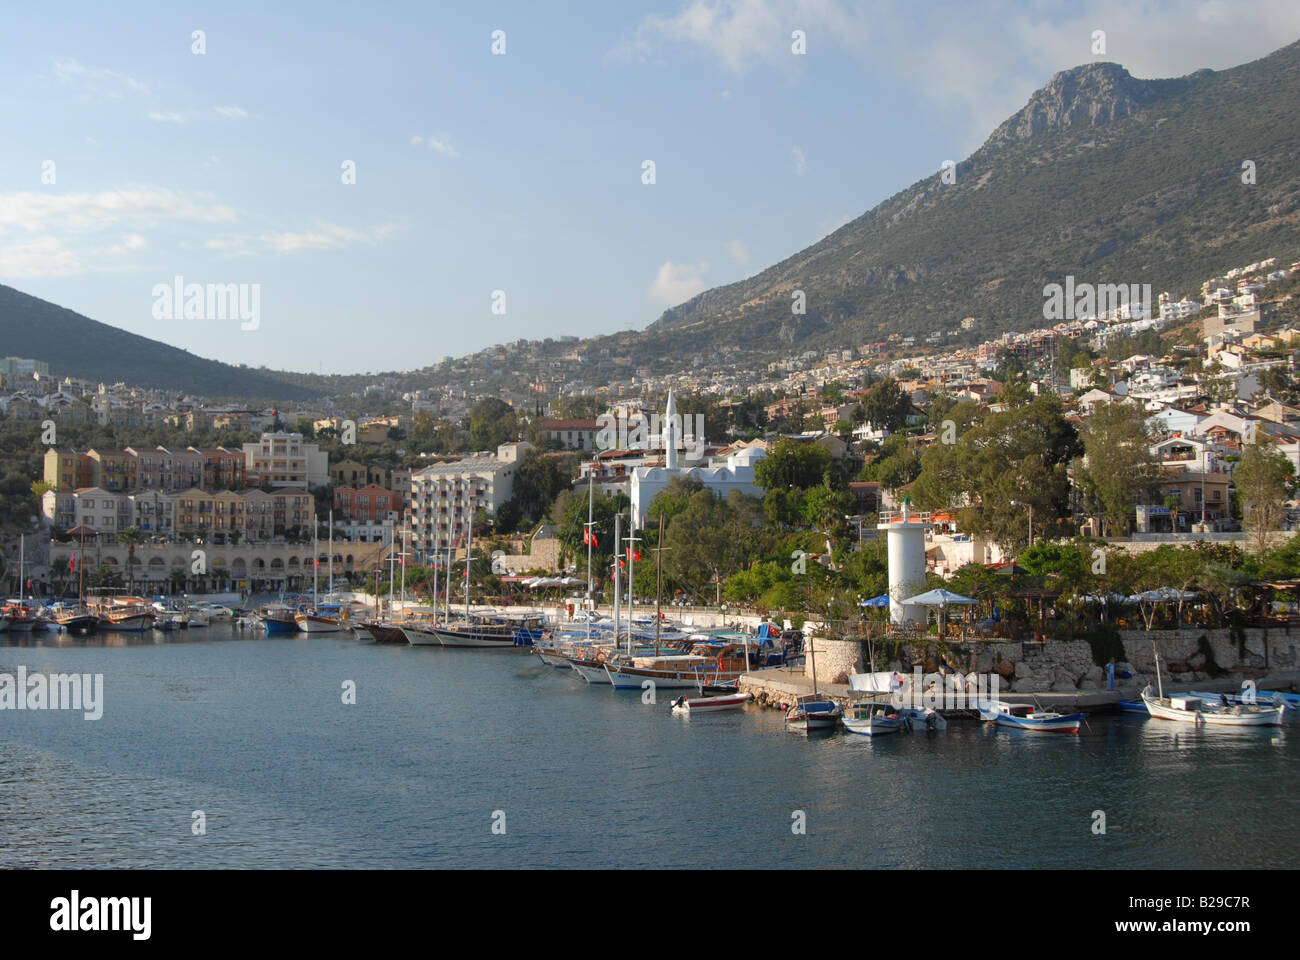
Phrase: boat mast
[
  {"left": 312, "top": 527, "right": 319, "bottom": 601},
  {"left": 585, "top": 454, "right": 595, "bottom": 605},
  {"left": 612, "top": 512, "right": 621, "bottom": 651},
  {"left": 387, "top": 539, "right": 397, "bottom": 619},
  {"left": 810, "top": 627, "right": 819, "bottom": 697},
  {"left": 1152, "top": 638, "right": 1165, "bottom": 700},
  {"left": 79, "top": 526, "right": 85, "bottom": 609},
  {"left": 625, "top": 530, "right": 639, "bottom": 656},
  {"left": 327, "top": 508, "right": 333, "bottom": 593},
  {"left": 434, "top": 522, "right": 444, "bottom": 621},
  {"left": 444, "top": 533, "right": 452, "bottom": 626},
  {"left": 19, "top": 533, "right": 24, "bottom": 600},
  {"left": 464, "top": 504, "right": 473, "bottom": 624},
  {"left": 653, "top": 512, "right": 664, "bottom": 657},
  {"left": 400, "top": 520, "right": 407, "bottom": 615}
]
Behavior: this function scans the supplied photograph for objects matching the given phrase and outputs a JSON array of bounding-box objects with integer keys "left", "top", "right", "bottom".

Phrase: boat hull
[
  {"left": 670, "top": 692, "right": 752, "bottom": 714},
  {"left": 361, "top": 623, "right": 408, "bottom": 644},
  {"left": 842, "top": 714, "right": 906, "bottom": 736},
  {"left": 568, "top": 660, "right": 611, "bottom": 684},
  {"left": 259, "top": 616, "right": 299, "bottom": 635},
  {"left": 994, "top": 714, "right": 1085, "bottom": 733},
  {"left": 433, "top": 626, "right": 520, "bottom": 648},
  {"left": 399, "top": 624, "right": 443, "bottom": 646},
  {"left": 603, "top": 664, "right": 744, "bottom": 690},
  {"left": 1142, "top": 690, "right": 1284, "bottom": 726},
  {"left": 96, "top": 614, "right": 153, "bottom": 633},
  {"left": 296, "top": 614, "right": 346, "bottom": 634}
]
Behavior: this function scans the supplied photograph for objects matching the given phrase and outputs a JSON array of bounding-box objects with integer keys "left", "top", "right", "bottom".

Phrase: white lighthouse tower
[{"left": 878, "top": 498, "right": 929, "bottom": 626}]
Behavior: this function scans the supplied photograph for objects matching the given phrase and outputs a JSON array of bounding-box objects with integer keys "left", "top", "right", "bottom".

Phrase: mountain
[
  {"left": 0, "top": 284, "right": 319, "bottom": 400},
  {"left": 638, "top": 40, "right": 1300, "bottom": 359}
]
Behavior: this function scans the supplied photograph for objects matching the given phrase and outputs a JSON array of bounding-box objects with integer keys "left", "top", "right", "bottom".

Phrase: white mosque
[{"left": 628, "top": 389, "right": 766, "bottom": 530}]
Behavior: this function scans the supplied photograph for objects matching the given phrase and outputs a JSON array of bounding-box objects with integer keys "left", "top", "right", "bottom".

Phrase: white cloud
[
  {"left": 214, "top": 105, "right": 249, "bottom": 119},
  {"left": 146, "top": 110, "right": 187, "bottom": 124},
  {"left": 206, "top": 222, "right": 398, "bottom": 256},
  {"left": 0, "top": 235, "right": 83, "bottom": 278},
  {"left": 411, "top": 135, "right": 459, "bottom": 157},
  {"left": 52, "top": 57, "right": 150, "bottom": 99},
  {"left": 621, "top": 0, "right": 868, "bottom": 73},
  {"left": 103, "top": 233, "right": 148, "bottom": 255},
  {"left": 725, "top": 240, "right": 749, "bottom": 264},
  {"left": 0, "top": 188, "right": 236, "bottom": 234},
  {"left": 648, "top": 260, "right": 710, "bottom": 305},
  {"left": 792, "top": 146, "right": 807, "bottom": 176}
]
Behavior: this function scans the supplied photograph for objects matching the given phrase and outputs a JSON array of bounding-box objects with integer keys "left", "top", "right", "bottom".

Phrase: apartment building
[
  {"left": 408, "top": 442, "right": 530, "bottom": 560},
  {"left": 243, "top": 489, "right": 316, "bottom": 540},
  {"left": 43, "top": 449, "right": 94, "bottom": 491},
  {"left": 86, "top": 448, "right": 139, "bottom": 492},
  {"left": 242, "top": 432, "right": 329, "bottom": 489}
]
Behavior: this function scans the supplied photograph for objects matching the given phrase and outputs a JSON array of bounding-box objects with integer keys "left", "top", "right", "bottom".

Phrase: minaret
[{"left": 664, "top": 389, "right": 679, "bottom": 470}]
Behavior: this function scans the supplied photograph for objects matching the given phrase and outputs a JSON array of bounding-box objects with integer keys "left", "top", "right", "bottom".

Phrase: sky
[{"left": 2, "top": 0, "right": 1299, "bottom": 375}]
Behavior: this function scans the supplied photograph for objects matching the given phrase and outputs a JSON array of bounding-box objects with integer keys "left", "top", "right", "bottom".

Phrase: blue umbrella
[{"left": 858, "top": 594, "right": 890, "bottom": 607}]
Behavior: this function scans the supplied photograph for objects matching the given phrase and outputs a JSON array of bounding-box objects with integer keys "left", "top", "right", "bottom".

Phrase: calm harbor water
[{"left": 1, "top": 625, "right": 1296, "bottom": 869}]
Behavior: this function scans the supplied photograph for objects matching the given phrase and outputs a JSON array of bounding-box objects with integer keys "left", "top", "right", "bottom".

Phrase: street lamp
[{"left": 1009, "top": 500, "right": 1033, "bottom": 549}]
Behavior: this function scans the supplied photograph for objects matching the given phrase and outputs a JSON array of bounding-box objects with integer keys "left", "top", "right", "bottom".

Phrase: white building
[
  {"left": 629, "top": 391, "right": 764, "bottom": 529},
  {"left": 408, "top": 442, "right": 531, "bottom": 560},
  {"left": 242, "top": 432, "right": 329, "bottom": 489}
]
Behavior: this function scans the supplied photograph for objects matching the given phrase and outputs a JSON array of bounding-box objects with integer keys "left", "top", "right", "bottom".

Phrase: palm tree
[
  {"left": 50, "top": 557, "right": 71, "bottom": 597},
  {"left": 117, "top": 526, "right": 146, "bottom": 594}
]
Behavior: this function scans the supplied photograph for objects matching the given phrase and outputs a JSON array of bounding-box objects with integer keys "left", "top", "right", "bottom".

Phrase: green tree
[
  {"left": 858, "top": 377, "right": 912, "bottom": 433},
  {"left": 468, "top": 398, "right": 517, "bottom": 450},
  {"left": 754, "top": 438, "right": 833, "bottom": 492},
  {"left": 1076, "top": 400, "right": 1160, "bottom": 537},
  {"left": 1235, "top": 440, "right": 1295, "bottom": 555}
]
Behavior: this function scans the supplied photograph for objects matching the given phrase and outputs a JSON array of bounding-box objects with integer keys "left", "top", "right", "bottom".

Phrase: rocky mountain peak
[{"left": 983, "top": 61, "right": 1210, "bottom": 149}]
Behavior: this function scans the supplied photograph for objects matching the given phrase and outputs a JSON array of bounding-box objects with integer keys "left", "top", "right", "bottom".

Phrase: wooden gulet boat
[{"left": 297, "top": 518, "right": 348, "bottom": 633}]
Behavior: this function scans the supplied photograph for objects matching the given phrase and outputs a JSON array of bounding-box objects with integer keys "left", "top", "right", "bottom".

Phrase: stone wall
[
  {"left": 804, "top": 635, "right": 863, "bottom": 684},
  {"left": 850, "top": 627, "right": 1300, "bottom": 694}
]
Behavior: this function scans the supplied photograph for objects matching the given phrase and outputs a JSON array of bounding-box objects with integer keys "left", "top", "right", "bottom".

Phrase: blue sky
[{"left": 2, "top": 0, "right": 1298, "bottom": 375}]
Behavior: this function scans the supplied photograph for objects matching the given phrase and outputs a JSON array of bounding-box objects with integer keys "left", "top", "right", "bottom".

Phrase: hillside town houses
[{"left": 4, "top": 249, "right": 1299, "bottom": 599}]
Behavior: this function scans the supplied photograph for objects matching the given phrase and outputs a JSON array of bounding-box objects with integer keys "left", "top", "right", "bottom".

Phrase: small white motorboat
[
  {"left": 841, "top": 701, "right": 908, "bottom": 736},
  {"left": 785, "top": 695, "right": 842, "bottom": 732},
  {"left": 670, "top": 691, "right": 752, "bottom": 714},
  {"left": 977, "top": 700, "right": 1087, "bottom": 733}
]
